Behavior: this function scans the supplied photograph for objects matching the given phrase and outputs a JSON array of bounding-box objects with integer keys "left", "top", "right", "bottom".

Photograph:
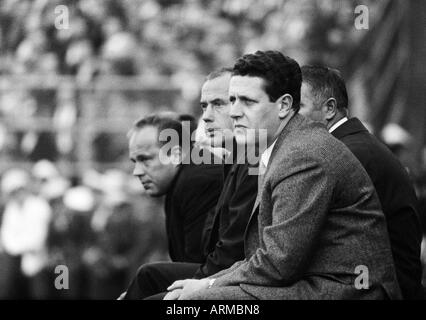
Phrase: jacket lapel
[{"left": 244, "top": 114, "right": 307, "bottom": 237}]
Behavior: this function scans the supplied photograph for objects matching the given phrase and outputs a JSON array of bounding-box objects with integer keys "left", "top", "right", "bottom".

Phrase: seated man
[
  {"left": 299, "top": 65, "right": 423, "bottom": 299},
  {"left": 123, "top": 68, "right": 258, "bottom": 300},
  {"left": 128, "top": 114, "right": 223, "bottom": 264},
  {"left": 164, "top": 50, "right": 401, "bottom": 300}
]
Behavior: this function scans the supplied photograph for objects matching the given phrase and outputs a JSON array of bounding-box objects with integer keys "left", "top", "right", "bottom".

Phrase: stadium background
[{"left": 0, "top": 0, "right": 425, "bottom": 299}]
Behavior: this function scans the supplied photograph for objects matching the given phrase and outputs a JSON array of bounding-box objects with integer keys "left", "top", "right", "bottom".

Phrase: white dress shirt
[
  {"left": 260, "top": 140, "right": 277, "bottom": 169},
  {"left": 0, "top": 195, "right": 52, "bottom": 276},
  {"left": 329, "top": 117, "right": 348, "bottom": 133}
]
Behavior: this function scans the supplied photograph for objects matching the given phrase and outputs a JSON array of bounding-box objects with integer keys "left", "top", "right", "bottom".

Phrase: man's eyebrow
[
  {"left": 210, "top": 98, "right": 226, "bottom": 104},
  {"left": 237, "top": 95, "right": 258, "bottom": 102},
  {"left": 130, "top": 150, "right": 152, "bottom": 159}
]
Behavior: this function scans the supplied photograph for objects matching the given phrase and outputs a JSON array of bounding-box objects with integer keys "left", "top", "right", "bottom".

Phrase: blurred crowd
[
  {"left": 0, "top": 0, "right": 383, "bottom": 83},
  {"left": 0, "top": 0, "right": 387, "bottom": 163},
  {"left": 0, "top": 0, "right": 425, "bottom": 297},
  {"left": 0, "top": 159, "right": 168, "bottom": 299}
]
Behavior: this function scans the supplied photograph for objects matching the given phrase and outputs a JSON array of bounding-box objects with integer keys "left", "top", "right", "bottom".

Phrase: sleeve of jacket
[
  {"left": 193, "top": 165, "right": 257, "bottom": 278},
  {"left": 207, "top": 259, "right": 247, "bottom": 279},
  {"left": 213, "top": 153, "right": 334, "bottom": 288}
]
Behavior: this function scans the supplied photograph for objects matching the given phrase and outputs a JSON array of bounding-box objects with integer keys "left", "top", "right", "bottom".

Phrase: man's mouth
[
  {"left": 140, "top": 180, "right": 152, "bottom": 189},
  {"left": 206, "top": 128, "right": 218, "bottom": 136}
]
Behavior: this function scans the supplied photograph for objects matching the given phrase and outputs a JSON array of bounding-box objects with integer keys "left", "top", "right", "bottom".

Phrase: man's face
[
  {"left": 200, "top": 74, "right": 234, "bottom": 147},
  {"left": 129, "top": 126, "right": 178, "bottom": 197},
  {"left": 299, "top": 82, "right": 326, "bottom": 123},
  {"left": 229, "top": 75, "right": 280, "bottom": 146}
]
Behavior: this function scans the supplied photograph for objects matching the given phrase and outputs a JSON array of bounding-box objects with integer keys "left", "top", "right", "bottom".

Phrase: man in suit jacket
[
  {"left": 165, "top": 50, "right": 401, "bottom": 300},
  {"left": 122, "top": 69, "right": 258, "bottom": 299},
  {"left": 299, "top": 65, "right": 423, "bottom": 299},
  {"left": 128, "top": 114, "right": 223, "bottom": 264}
]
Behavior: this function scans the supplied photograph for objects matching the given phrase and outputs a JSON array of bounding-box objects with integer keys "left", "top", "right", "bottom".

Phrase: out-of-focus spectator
[
  {"left": 83, "top": 169, "right": 157, "bottom": 299},
  {"left": 0, "top": 168, "right": 52, "bottom": 299},
  {"left": 101, "top": 32, "right": 138, "bottom": 75},
  {"left": 47, "top": 185, "right": 95, "bottom": 299},
  {"left": 381, "top": 123, "right": 412, "bottom": 155}
]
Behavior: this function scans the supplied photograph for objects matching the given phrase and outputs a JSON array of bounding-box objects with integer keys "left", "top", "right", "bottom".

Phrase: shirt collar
[
  {"left": 329, "top": 117, "right": 348, "bottom": 133},
  {"left": 260, "top": 140, "right": 277, "bottom": 168}
]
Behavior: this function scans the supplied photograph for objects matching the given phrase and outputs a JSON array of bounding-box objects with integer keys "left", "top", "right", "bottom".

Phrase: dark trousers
[{"left": 123, "top": 262, "right": 201, "bottom": 300}]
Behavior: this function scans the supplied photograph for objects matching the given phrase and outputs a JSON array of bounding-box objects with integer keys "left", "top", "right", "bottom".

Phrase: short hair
[
  {"left": 232, "top": 50, "right": 302, "bottom": 111},
  {"left": 205, "top": 67, "right": 233, "bottom": 81},
  {"left": 128, "top": 114, "right": 188, "bottom": 149},
  {"left": 301, "top": 65, "right": 348, "bottom": 111}
]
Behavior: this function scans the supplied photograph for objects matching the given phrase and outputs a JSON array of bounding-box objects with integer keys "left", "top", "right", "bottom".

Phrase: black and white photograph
[{"left": 0, "top": 0, "right": 425, "bottom": 307}]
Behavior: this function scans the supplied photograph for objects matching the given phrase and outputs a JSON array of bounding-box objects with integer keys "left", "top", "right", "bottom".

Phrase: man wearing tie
[
  {"left": 165, "top": 50, "right": 401, "bottom": 300},
  {"left": 122, "top": 68, "right": 258, "bottom": 300}
]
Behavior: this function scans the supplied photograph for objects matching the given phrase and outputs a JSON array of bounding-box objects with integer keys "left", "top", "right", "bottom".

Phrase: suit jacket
[
  {"left": 212, "top": 114, "right": 401, "bottom": 299},
  {"left": 193, "top": 160, "right": 258, "bottom": 279},
  {"left": 165, "top": 147, "right": 223, "bottom": 263},
  {"left": 331, "top": 117, "right": 423, "bottom": 299}
]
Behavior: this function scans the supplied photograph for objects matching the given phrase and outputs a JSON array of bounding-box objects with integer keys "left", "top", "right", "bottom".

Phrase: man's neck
[{"left": 270, "top": 110, "right": 295, "bottom": 145}]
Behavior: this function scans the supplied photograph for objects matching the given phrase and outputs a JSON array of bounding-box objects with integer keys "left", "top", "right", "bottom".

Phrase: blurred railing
[{"left": 0, "top": 75, "right": 183, "bottom": 175}]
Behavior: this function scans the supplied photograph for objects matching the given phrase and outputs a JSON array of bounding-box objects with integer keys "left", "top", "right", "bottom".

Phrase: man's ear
[
  {"left": 324, "top": 98, "right": 337, "bottom": 121},
  {"left": 277, "top": 94, "right": 293, "bottom": 119},
  {"left": 170, "top": 145, "right": 183, "bottom": 166}
]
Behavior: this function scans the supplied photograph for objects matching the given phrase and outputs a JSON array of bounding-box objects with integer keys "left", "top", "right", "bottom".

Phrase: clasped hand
[{"left": 163, "top": 278, "right": 210, "bottom": 300}]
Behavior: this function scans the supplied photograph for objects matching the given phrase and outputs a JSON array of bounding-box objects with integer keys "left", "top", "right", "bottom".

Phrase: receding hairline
[
  {"left": 127, "top": 124, "right": 159, "bottom": 145},
  {"left": 203, "top": 72, "right": 232, "bottom": 87},
  {"left": 201, "top": 72, "right": 233, "bottom": 103},
  {"left": 301, "top": 65, "right": 348, "bottom": 110},
  {"left": 205, "top": 67, "right": 233, "bottom": 81}
]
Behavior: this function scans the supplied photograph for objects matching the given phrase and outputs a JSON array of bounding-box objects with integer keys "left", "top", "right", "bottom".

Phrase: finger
[
  {"left": 167, "top": 280, "right": 186, "bottom": 291},
  {"left": 163, "top": 292, "right": 173, "bottom": 300},
  {"left": 117, "top": 292, "right": 126, "bottom": 300},
  {"left": 164, "top": 289, "right": 181, "bottom": 300},
  {"left": 178, "top": 292, "right": 191, "bottom": 300}
]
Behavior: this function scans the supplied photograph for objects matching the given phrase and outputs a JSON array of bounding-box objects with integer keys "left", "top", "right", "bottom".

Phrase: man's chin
[
  {"left": 209, "top": 137, "right": 226, "bottom": 148},
  {"left": 234, "top": 134, "right": 252, "bottom": 146},
  {"left": 210, "top": 134, "right": 235, "bottom": 148},
  {"left": 145, "top": 188, "right": 165, "bottom": 198}
]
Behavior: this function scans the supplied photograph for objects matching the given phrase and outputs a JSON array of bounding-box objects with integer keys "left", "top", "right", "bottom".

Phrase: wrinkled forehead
[
  {"left": 129, "top": 126, "right": 160, "bottom": 155},
  {"left": 201, "top": 74, "right": 232, "bottom": 101}
]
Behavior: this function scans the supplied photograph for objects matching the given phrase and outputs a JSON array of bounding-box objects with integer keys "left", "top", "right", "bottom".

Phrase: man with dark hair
[
  {"left": 122, "top": 68, "right": 258, "bottom": 300},
  {"left": 300, "top": 65, "right": 423, "bottom": 299},
  {"left": 165, "top": 50, "right": 400, "bottom": 300},
  {"left": 128, "top": 114, "right": 223, "bottom": 264}
]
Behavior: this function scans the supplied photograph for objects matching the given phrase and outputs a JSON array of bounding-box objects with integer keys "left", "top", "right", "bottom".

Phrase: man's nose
[
  {"left": 133, "top": 162, "right": 146, "bottom": 177},
  {"left": 202, "top": 105, "right": 214, "bottom": 122},
  {"left": 230, "top": 101, "right": 242, "bottom": 120}
]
